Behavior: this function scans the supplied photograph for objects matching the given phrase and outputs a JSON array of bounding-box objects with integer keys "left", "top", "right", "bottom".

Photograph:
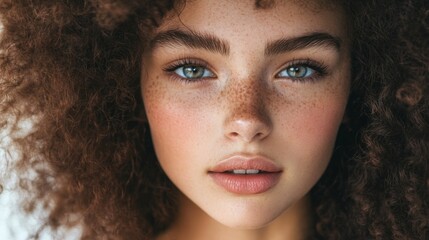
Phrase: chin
[
  {"left": 217, "top": 217, "right": 275, "bottom": 230},
  {"left": 209, "top": 207, "right": 283, "bottom": 230}
]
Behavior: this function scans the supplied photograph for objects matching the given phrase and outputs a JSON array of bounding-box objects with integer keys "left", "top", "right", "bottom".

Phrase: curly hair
[{"left": 0, "top": 0, "right": 427, "bottom": 239}]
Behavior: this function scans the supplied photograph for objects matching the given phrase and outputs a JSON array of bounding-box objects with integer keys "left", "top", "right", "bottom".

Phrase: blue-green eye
[
  {"left": 174, "top": 65, "right": 215, "bottom": 79},
  {"left": 277, "top": 65, "right": 315, "bottom": 79}
]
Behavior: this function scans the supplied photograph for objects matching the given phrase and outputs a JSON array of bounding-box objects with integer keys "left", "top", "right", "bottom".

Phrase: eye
[
  {"left": 174, "top": 65, "right": 215, "bottom": 79},
  {"left": 277, "top": 65, "right": 315, "bottom": 79},
  {"left": 275, "top": 59, "right": 328, "bottom": 82}
]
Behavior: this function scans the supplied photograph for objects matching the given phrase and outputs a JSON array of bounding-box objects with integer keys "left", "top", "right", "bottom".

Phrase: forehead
[{"left": 157, "top": 0, "right": 348, "bottom": 43}]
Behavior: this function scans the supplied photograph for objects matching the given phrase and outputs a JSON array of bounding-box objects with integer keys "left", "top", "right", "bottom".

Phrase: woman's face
[{"left": 141, "top": 0, "right": 350, "bottom": 229}]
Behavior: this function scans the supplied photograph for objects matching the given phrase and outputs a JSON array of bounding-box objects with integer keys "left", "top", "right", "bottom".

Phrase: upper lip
[{"left": 209, "top": 154, "right": 283, "bottom": 173}]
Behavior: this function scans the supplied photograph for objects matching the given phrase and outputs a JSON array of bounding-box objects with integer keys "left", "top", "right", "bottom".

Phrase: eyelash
[
  {"left": 163, "top": 58, "right": 328, "bottom": 83},
  {"left": 275, "top": 59, "right": 328, "bottom": 82},
  {"left": 163, "top": 58, "right": 215, "bottom": 83}
]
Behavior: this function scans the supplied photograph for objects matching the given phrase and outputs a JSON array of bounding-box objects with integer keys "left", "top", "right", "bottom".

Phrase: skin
[{"left": 141, "top": 0, "right": 350, "bottom": 239}]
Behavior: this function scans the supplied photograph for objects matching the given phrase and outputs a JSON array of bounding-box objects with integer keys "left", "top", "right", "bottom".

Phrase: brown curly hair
[{"left": 0, "top": 0, "right": 427, "bottom": 239}]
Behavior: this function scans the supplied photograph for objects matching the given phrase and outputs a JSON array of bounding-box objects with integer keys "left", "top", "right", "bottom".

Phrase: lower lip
[{"left": 209, "top": 172, "right": 281, "bottom": 194}]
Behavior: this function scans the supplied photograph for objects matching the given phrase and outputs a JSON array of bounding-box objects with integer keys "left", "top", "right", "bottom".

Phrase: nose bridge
[
  {"left": 227, "top": 79, "right": 266, "bottom": 120},
  {"left": 222, "top": 77, "right": 272, "bottom": 142}
]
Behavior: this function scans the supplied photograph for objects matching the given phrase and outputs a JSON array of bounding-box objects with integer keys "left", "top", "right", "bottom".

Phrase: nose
[
  {"left": 225, "top": 117, "right": 272, "bottom": 142},
  {"left": 223, "top": 80, "right": 272, "bottom": 143}
]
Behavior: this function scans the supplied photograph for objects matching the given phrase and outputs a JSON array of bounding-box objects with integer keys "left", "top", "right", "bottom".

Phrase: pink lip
[{"left": 208, "top": 155, "right": 282, "bottom": 194}]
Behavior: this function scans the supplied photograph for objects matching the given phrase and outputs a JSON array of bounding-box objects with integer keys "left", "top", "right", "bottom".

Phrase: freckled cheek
[
  {"left": 275, "top": 97, "right": 347, "bottom": 194},
  {"left": 143, "top": 91, "right": 214, "bottom": 172},
  {"left": 284, "top": 97, "right": 347, "bottom": 158},
  {"left": 301, "top": 105, "right": 341, "bottom": 139},
  {"left": 148, "top": 105, "right": 203, "bottom": 145},
  {"left": 142, "top": 80, "right": 200, "bottom": 146}
]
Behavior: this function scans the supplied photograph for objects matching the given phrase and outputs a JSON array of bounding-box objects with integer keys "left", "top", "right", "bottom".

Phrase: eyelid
[
  {"left": 162, "top": 57, "right": 218, "bottom": 83},
  {"left": 163, "top": 58, "right": 216, "bottom": 75}
]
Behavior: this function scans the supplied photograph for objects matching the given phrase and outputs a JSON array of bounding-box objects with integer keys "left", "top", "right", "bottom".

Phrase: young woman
[{"left": 0, "top": 0, "right": 427, "bottom": 239}]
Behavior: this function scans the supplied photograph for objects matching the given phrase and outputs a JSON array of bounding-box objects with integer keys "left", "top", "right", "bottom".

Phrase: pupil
[
  {"left": 288, "top": 66, "right": 307, "bottom": 78},
  {"left": 184, "top": 66, "right": 203, "bottom": 78}
]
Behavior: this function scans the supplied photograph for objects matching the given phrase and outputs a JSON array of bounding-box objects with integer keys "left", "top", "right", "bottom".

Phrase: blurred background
[{"left": 0, "top": 22, "right": 81, "bottom": 240}]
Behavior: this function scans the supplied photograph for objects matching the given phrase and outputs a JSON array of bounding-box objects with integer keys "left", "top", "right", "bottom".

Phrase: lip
[{"left": 208, "top": 155, "right": 283, "bottom": 194}]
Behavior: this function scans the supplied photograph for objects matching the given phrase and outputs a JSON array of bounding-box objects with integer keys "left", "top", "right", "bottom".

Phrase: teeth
[
  {"left": 232, "top": 169, "right": 246, "bottom": 174},
  {"left": 231, "top": 169, "right": 261, "bottom": 174},
  {"left": 246, "top": 169, "right": 260, "bottom": 174}
]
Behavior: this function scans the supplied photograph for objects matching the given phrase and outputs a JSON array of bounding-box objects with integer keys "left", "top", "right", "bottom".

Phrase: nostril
[
  {"left": 226, "top": 128, "right": 269, "bottom": 142},
  {"left": 224, "top": 117, "right": 272, "bottom": 142},
  {"left": 229, "top": 132, "right": 239, "bottom": 138}
]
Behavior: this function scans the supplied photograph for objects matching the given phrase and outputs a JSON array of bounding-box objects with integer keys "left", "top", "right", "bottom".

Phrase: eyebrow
[
  {"left": 150, "top": 29, "right": 230, "bottom": 55},
  {"left": 149, "top": 29, "right": 341, "bottom": 56},
  {"left": 265, "top": 33, "right": 341, "bottom": 55}
]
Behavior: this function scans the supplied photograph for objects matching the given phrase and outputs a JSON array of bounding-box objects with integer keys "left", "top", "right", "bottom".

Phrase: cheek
[
  {"left": 282, "top": 94, "right": 347, "bottom": 184},
  {"left": 291, "top": 100, "right": 344, "bottom": 147},
  {"left": 268, "top": 102, "right": 345, "bottom": 208},
  {"left": 279, "top": 79, "right": 349, "bottom": 155},
  {"left": 142, "top": 74, "right": 193, "bottom": 150},
  {"left": 143, "top": 87, "right": 211, "bottom": 176},
  {"left": 145, "top": 100, "right": 193, "bottom": 156}
]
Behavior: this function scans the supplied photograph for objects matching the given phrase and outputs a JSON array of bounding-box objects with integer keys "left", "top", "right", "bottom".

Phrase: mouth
[
  {"left": 224, "top": 169, "right": 266, "bottom": 174},
  {"left": 208, "top": 155, "right": 283, "bottom": 194}
]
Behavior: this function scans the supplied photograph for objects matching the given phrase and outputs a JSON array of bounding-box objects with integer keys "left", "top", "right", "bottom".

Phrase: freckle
[
  {"left": 270, "top": 90, "right": 284, "bottom": 115},
  {"left": 219, "top": 78, "right": 271, "bottom": 124},
  {"left": 144, "top": 75, "right": 165, "bottom": 106}
]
